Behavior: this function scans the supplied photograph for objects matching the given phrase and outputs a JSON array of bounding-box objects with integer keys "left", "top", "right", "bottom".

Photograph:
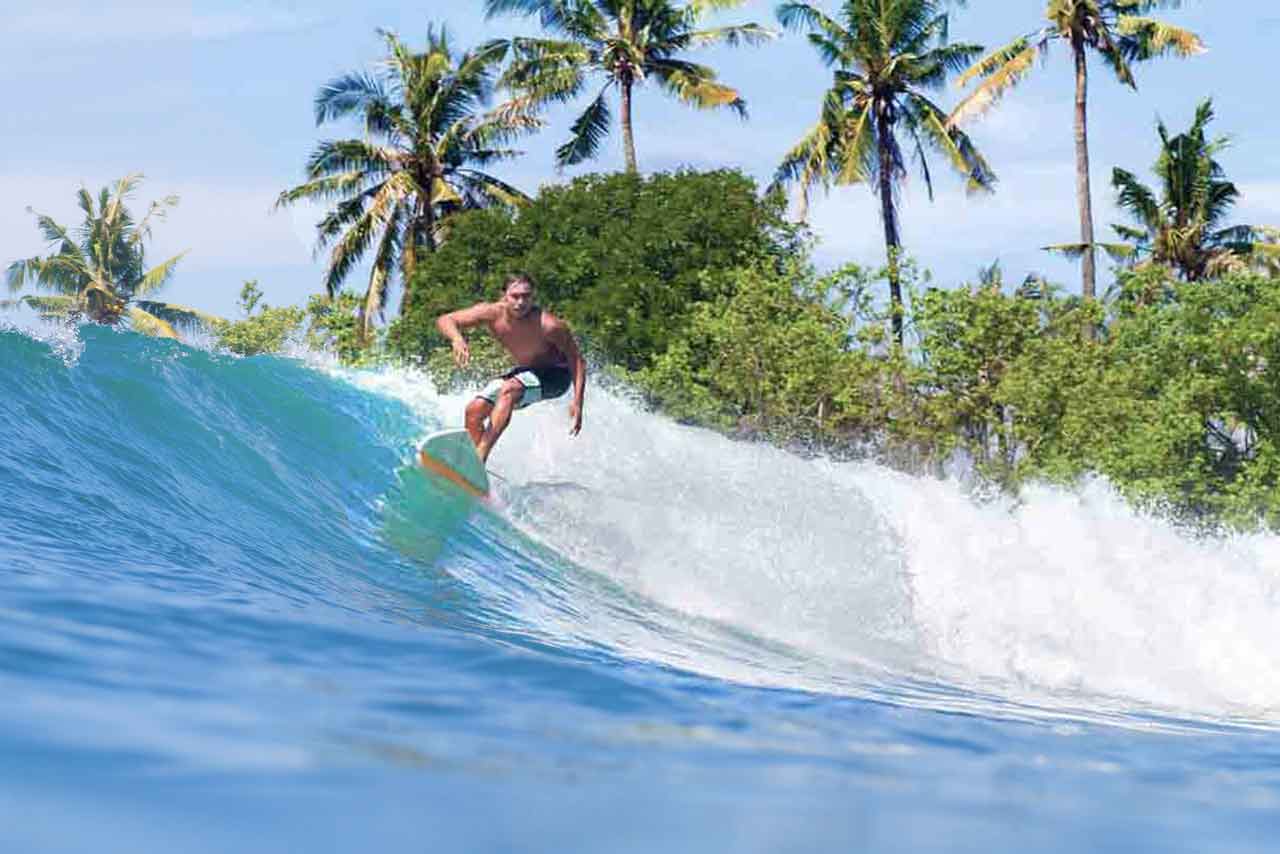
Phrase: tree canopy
[
  {"left": 5, "top": 175, "right": 219, "bottom": 338},
  {"left": 276, "top": 26, "right": 539, "bottom": 340}
]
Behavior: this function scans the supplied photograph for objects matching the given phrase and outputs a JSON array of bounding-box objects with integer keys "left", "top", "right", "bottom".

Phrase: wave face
[{"left": 4, "top": 321, "right": 1280, "bottom": 852}]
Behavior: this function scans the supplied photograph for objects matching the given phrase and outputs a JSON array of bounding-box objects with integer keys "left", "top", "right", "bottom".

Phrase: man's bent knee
[{"left": 466, "top": 398, "right": 491, "bottom": 421}]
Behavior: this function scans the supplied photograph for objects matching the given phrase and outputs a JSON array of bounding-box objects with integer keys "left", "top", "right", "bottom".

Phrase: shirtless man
[{"left": 436, "top": 273, "right": 586, "bottom": 463}]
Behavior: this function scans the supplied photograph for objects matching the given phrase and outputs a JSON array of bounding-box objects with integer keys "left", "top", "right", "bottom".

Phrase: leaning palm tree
[
  {"left": 484, "top": 0, "right": 774, "bottom": 173},
  {"left": 772, "top": 0, "right": 996, "bottom": 347},
  {"left": 276, "top": 27, "right": 538, "bottom": 340},
  {"left": 5, "top": 175, "right": 218, "bottom": 338},
  {"left": 948, "top": 0, "right": 1203, "bottom": 304},
  {"left": 1106, "top": 99, "right": 1260, "bottom": 283}
]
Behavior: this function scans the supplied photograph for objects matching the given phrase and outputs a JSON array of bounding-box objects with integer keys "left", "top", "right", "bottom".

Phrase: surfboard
[{"left": 418, "top": 428, "right": 490, "bottom": 498}]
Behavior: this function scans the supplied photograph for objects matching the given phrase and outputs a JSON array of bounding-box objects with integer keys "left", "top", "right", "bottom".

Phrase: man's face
[{"left": 504, "top": 280, "right": 534, "bottom": 317}]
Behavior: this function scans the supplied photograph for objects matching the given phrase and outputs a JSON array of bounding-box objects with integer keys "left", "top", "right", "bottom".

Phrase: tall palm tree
[
  {"left": 276, "top": 27, "right": 537, "bottom": 340},
  {"left": 772, "top": 0, "right": 996, "bottom": 347},
  {"left": 948, "top": 1, "right": 1203, "bottom": 305},
  {"left": 484, "top": 0, "right": 774, "bottom": 173},
  {"left": 5, "top": 175, "right": 218, "bottom": 338},
  {"left": 1106, "top": 99, "right": 1259, "bottom": 283}
]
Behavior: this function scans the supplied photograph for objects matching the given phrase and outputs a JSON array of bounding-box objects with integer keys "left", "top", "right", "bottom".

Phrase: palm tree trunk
[
  {"left": 876, "top": 115, "right": 904, "bottom": 348},
  {"left": 400, "top": 230, "right": 418, "bottom": 321},
  {"left": 621, "top": 77, "right": 639, "bottom": 174},
  {"left": 1073, "top": 38, "right": 1097, "bottom": 313},
  {"left": 398, "top": 194, "right": 433, "bottom": 318}
]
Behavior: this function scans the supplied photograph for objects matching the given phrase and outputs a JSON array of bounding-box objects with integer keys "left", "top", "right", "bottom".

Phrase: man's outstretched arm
[
  {"left": 548, "top": 317, "right": 587, "bottom": 436},
  {"left": 436, "top": 303, "right": 496, "bottom": 367}
]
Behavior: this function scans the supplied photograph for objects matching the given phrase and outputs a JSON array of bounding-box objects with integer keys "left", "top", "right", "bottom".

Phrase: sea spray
[{"left": 349, "top": 358, "right": 1280, "bottom": 723}]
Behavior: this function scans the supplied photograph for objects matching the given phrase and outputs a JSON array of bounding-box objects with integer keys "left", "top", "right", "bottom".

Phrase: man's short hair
[{"left": 504, "top": 272, "right": 534, "bottom": 292}]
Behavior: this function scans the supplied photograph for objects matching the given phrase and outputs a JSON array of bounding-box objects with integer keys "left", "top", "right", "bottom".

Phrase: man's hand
[
  {"left": 451, "top": 337, "right": 470, "bottom": 368},
  {"left": 569, "top": 400, "right": 583, "bottom": 436}
]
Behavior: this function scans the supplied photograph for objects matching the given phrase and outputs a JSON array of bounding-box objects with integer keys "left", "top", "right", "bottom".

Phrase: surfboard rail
[{"left": 418, "top": 429, "right": 490, "bottom": 498}]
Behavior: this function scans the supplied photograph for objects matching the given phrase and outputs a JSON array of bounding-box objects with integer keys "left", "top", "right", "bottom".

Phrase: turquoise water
[{"left": 3, "top": 321, "right": 1280, "bottom": 852}]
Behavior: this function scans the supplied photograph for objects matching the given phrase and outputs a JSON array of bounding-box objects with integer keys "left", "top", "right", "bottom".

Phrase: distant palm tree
[
  {"left": 772, "top": 0, "right": 996, "bottom": 347},
  {"left": 5, "top": 175, "right": 217, "bottom": 338},
  {"left": 1106, "top": 99, "right": 1259, "bottom": 283},
  {"left": 276, "top": 27, "right": 537, "bottom": 340},
  {"left": 948, "top": 0, "right": 1203, "bottom": 305},
  {"left": 484, "top": 0, "right": 774, "bottom": 173}
]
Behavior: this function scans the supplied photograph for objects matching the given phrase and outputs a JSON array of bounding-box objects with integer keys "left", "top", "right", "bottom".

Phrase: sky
[{"left": 4, "top": 1, "right": 1280, "bottom": 319}]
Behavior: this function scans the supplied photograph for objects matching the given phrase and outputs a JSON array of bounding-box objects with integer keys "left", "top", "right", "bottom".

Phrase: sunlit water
[{"left": 3, "top": 319, "right": 1279, "bottom": 852}]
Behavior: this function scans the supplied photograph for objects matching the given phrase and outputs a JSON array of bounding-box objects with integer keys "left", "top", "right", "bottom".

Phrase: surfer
[{"left": 436, "top": 273, "right": 586, "bottom": 463}]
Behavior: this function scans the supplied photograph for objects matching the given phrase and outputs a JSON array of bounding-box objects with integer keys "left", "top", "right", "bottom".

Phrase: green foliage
[
  {"left": 634, "top": 261, "right": 883, "bottom": 443},
  {"left": 276, "top": 26, "right": 538, "bottom": 340},
  {"left": 305, "top": 292, "right": 368, "bottom": 364},
  {"left": 6, "top": 174, "right": 221, "bottom": 338},
  {"left": 772, "top": 0, "right": 995, "bottom": 346},
  {"left": 214, "top": 280, "right": 304, "bottom": 356},
  {"left": 1011, "top": 270, "right": 1280, "bottom": 526},
  {"left": 486, "top": 0, "right": 773, "bottom": 172},
  {"left": 389, "top": 169, "right": 801, "bottom": 371}
]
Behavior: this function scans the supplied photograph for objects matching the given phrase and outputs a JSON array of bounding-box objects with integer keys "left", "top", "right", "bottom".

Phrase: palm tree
[
  {"left": 948, "top": 1, "right": 1203, "bottom": 305},
  {"left": 276, "top": 27, "right": 538, "bottom": 340},
  {"left": 772, "top": 0, "right": 996, "bottom": 347},
  {"left": 5, "top": 175, "right": 218, "bottom": 338},
  {"left": 483, "top": 0, "right": 774, "bottom": 173},
  {"left": 1106, "top": 99, "right": 1259, "bottom": 283}
]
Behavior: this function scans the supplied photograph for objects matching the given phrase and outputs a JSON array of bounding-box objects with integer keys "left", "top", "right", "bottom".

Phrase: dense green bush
[
  {"left": 388, "top": 169, "right": 801, "bottom": 370},
  {"left": 1001, "top": 269, "right": 1280, "bottom": 526},
  {"left": 304, "top": 292, "right": 368, "bottom": 365},
  {"left": 216, "top": 281, "right": 304, "bottom": 356},
  {"left": 634, "top": 260, "right": 884, "bottom": 443}
]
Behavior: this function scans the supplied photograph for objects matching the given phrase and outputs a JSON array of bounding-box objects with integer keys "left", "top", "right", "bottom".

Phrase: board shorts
[{"left": 476, "top": 364, "right": 573, "bottom": 410}]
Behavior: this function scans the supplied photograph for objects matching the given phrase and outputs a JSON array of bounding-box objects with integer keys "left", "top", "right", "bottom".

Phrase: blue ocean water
[{"left": 3, "top": 321, "right": 1280, "bottom": 853}]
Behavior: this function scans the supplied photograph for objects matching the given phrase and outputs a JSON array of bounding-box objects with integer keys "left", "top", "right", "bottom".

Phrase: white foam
[
  {"left": 0, "top": 305, "right": 84, "bottom": 366},
  {"left": 340, "top": 362, "right": 1280, "bottom": 723}
]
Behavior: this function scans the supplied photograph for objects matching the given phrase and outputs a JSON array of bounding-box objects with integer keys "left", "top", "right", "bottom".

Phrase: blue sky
[{"left": 4, "top": 1, "right": 1279, "bottom": 319}]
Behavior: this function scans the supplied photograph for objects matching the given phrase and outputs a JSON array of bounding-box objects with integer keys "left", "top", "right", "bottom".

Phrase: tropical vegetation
[
  {"left": 771, "top": 0, "right": 996, "bottom": 347},
  {"left": 483, "top": 0, "right": 773, "bottom": 173},
  {"left": 1104, "top": 98, "right": 1260, "bottom": 285},
  {"left": 5, "top": 175, "right": 220, "bottom": 338},
  {"left": 275, "top": 26, "right": 540, "bottom": 341},
  {"left": 948, "top": 0, "right": 1203, "bottom": 306}
]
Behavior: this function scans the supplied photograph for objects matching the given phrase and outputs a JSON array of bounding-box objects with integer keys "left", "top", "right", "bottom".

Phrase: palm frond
[
  {"left": 1115, "top": 15, "right": 1205, "bottom": 60},
  {"left": 314, "top": 70, "right": 394, "bottom": 127},
  {"left": 910, "top": 95, "right": 997, "bottom": 193},
  {"left": 126, "top": 305, "right": 179, "bottom": 339},
  {"left": 1043, "top": 242, "right": 1094, "bottom": 259},
  {"left": 12, "top": 294, "right": 78, "bottom": 317},
  {"left": 555, "top": 85, "right": 612, "bottom": 168},
  {"left": 303, "top": 139, "right": 399, "bottom": 179},
  {"left": 1112, "top": 167, "right": 1161, "bottom": 229},
  {"left": 131, "top": 252, "right": 187, "bottom": 298},
  {"left": 650, "top": 60, "right": 746, "bottom": 116},
  {"left": 274, "top": 171, "right": 376, "bottom": 209},
  {"left": 949, "top": 38, "right": 1043, "bottom": 127},
  {"left": 686, "top": 24, "right": 776, "bottom": 49},
  {"left": 776, "top": 2, "right": 847, "bottom": 42},
  {"left": 133, "top": 301, "right": 226, "bottom": 332}
]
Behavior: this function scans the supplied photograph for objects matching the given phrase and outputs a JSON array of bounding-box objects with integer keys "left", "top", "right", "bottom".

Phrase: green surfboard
[{"left": 418, "top": 428, "right": 490, "bottom": 498}]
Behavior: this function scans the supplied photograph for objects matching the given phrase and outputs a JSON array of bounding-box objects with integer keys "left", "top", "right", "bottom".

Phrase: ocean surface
[{"left": 3, "top": 319, "right": 1280, "bottom": 852}]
